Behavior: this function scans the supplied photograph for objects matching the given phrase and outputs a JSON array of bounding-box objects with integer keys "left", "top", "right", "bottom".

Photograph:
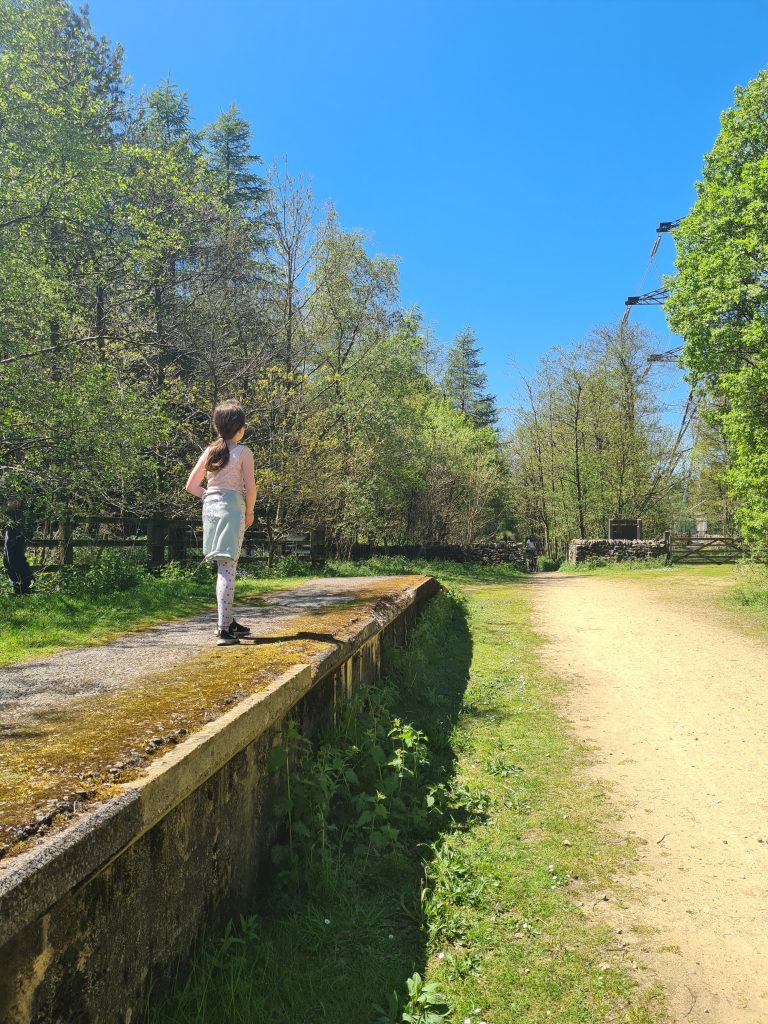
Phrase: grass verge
[
  {"left": 147, "top": 582, "right": 666, "bottom": 1024},
  {"left": 723, "top": 562, "right": 768, "bottom": 618},
  {"left": 557, "top": 557, "right": 671, "bottom": 574}
]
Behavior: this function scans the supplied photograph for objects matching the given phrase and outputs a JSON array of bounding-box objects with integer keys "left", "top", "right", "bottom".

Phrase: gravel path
[
  {"left": 0, "top": 577, "right": 388, "bottom": 722},
  {"left": 527, "top": 572, "right": 768, "bottom": 1024}
]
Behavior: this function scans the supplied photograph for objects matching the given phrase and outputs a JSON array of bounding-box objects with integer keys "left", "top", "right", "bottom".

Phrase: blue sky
[{"left": 88, "top": 0, "right": 768, "bottom": 423}]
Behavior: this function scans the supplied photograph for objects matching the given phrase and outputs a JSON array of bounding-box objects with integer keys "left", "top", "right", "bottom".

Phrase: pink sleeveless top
[{"left": 206, "top": 444, "right": 248, "bottom": 497}]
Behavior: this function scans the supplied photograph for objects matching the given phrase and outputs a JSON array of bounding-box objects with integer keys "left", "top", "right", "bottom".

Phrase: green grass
[
  {"left": 558, "top": 557, "right": 671, "bottom": 574},
  {"left": 147, "top": 582, "right": 666, "bottom": 1024},
  {"left": 326, "top": 554, "right": 526, "bottom": 586},
  {"left": 0, "top": 568, "right": 302, "bottom": 667},
  {"left": 725, "top": 562, "right": 768, "bottom": 615}
]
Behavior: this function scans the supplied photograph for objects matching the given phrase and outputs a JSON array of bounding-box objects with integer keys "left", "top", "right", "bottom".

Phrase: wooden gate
[{"left": 667, "top": 532, "right": 744, "bottom": 564}]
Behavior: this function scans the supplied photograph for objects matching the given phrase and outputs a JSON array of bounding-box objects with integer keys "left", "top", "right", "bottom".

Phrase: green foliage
[
  {"left": 35, "top": 550, "right": 146, "bottom": 595},
  {"left": 443, "top": 327, "right": 498, "bottom": 429},
  {"left": 665, "top": 69, "right": 768, "bottom": 548},
  {"left": 0, "top": 561, "right": 298, "bottom": 666},
  {"left": 0, "top": 0, "right": 507, "bottom": 547},
  {"left": 508, "top": 323, "right": 680, "bottom": 555},
  {"left": 266, "top": 694, "right": 435, "bottom": 880},
  {"left": 538, "top": 555, "right": 563, "bottom": 571},
  {"left": 727, "top": 562, "right": 768, "bottom": 611},
  {"left": 374, "top": 973, "right": 451, "bottom": 1024}
]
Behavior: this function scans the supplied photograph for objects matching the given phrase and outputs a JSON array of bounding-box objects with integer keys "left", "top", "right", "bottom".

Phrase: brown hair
[{"left": 205, "top": 401, "right": 246, "bottom": 472}]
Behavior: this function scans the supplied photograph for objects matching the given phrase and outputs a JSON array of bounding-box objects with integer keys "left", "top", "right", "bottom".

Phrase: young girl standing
[{"left": 185, "top": 401, "right": 257, "bottom": 646}]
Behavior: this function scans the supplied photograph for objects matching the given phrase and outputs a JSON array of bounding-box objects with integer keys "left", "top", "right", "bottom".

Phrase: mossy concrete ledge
[{"left": 0, "top": 574, "right": 439, "bottom": 1024}]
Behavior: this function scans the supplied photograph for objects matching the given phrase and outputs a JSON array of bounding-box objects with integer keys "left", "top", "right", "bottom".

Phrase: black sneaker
[
  {"left": 216, "top": 628, "right": 241, "bottom": 647},
  {"left": 229, "top": 619, "right": 251, "bottom": 637}
]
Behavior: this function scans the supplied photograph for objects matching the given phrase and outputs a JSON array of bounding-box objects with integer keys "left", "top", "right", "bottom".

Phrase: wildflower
[{"left": 324, "top": 918, "right": 331, "bottom": 925}]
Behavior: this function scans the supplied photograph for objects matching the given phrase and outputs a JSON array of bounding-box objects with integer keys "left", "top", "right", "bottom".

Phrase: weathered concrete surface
[
  {"left": 0, "top": 576, "right": 425, "bottom": 853},
  {"left": 0, "top": 574, "right": 438, "bottom": 1024}
]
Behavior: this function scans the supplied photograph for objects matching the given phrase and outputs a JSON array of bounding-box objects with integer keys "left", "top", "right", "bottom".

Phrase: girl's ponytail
[{"left": 204, "top": 401, "right": 246, "bottom": 472}]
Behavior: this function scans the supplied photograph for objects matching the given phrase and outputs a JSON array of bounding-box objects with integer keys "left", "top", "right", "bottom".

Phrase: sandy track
[{"left": 526, "top": 573, "right": 768, "bottom": 1024}]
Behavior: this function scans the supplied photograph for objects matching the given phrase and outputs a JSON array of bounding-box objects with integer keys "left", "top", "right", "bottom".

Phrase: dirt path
[{"left": 527, "top": 573, "right": 768, "bottom": 1024}]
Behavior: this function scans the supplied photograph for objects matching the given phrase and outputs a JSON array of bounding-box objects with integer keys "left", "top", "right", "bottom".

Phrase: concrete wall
[
  {"left": 568, "top": 538, "right": 668, "bottom": 563},
  {"left": 0, "top": 577, "right": 439, "bottom": 1024}
]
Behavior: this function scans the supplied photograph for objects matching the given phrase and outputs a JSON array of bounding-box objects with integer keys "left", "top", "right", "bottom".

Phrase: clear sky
[{"left": 87, "top": 0, "right": 768, "bottom": 424}]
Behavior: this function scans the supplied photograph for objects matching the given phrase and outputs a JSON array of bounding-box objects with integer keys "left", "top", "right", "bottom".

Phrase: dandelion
[{"left": 324, "top": 918, "right": 331, "bottom": 925}]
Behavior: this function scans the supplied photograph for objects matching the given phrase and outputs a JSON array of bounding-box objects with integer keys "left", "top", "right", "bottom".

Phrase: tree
[
  {"left": 507, "top": 323, "right": 678, "bottom": 554},
  {"left": 665, "top": 69, "right": 768, "bottom": 545},
  {"left": 442, "top": 327, "right": 498, "bottom": 428},
  {"left": 203, "top": 104, "right": 268, "bottom": 217}
]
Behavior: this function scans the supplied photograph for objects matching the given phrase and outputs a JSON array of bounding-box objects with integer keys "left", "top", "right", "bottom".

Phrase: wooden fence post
[
  {"left": 147, "top": 517, "right": 166, "bottom": 570},
  {"left": 310, "top": 526, "right": 326, "bottom": 567},
  {"left": 59, "top": 520, "right": 74, "bottom": 566},
  {"left": 167, "top": 520, "right": 187, "bottom": 563}
]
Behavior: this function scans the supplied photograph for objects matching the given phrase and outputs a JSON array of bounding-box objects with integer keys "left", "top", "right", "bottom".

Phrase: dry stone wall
[
  {"left": 473, "top": 540, "right": 527, "bottom": 568},
  {"left": 568, "top": 538, "right": 668, "bottom": 564}
]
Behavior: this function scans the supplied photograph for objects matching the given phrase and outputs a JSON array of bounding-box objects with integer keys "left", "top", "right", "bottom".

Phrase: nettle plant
[{"left": 266, "top": 686, "right": 436, "bottom": 879}]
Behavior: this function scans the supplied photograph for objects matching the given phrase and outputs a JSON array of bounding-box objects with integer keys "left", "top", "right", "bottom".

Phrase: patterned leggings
[{"left": 216, "top": 558, "right": 238, "bottom": 631}]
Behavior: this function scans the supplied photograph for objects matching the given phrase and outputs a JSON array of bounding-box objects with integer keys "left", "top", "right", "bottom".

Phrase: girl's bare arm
[
  {"left": 185, "top": 450, "right": 208, "bottom": 498},
  {"left": 242, "top": 448, "right": 257, "bottom": 526}
]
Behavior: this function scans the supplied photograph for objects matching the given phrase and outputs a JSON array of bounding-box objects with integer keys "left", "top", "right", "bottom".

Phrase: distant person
[
  {"left": 185, "top": 401, "right": 257, "bottom": 646},
  {"left": 525, "top": 536, "right": 538, "bottom": 573},
  {"left": 3, "top": 497, "right": 34, "bottom": 596}
]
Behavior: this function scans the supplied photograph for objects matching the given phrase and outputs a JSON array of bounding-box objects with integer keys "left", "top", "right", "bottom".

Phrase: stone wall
[
  {"left": 0, "top": 577, "right": 439, "bottom": 1024},
  {"left": 473, "top": 540, "right": 527, "bottom": 568},
  {"left": 568, "top": 538, "right": 668, "bottom": 563}
]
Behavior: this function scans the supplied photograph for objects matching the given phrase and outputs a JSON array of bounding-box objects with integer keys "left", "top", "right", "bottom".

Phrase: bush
[
  {"left": 537, "top": 556, "right": 563, "bottom": 572},
  {"left": 35, "top": 551, "right": 147, "bottom": 596}
]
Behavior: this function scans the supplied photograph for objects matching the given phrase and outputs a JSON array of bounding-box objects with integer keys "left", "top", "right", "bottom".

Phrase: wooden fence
[{"left": 27, "top": 517, "right": 326, "bottom": 570}]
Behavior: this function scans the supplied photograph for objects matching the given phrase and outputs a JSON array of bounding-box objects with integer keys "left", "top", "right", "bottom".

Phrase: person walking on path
[
  {"left": 525, "top": 536, "right": 538, "bottom": 573},
  {"left": 3, "top": 497, "right": 35, "bottom": 596},
  {"left": 185, "top": 401, "right": 257, "bottom": 646}
]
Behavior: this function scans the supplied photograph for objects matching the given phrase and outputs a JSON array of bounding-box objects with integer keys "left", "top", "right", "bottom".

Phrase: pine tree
[
  {"left": 443, "top": 327, "right": 499, "bottom": 428},
  {"left": 203, "top": 104, "right": 268, "bottom": 216}
]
